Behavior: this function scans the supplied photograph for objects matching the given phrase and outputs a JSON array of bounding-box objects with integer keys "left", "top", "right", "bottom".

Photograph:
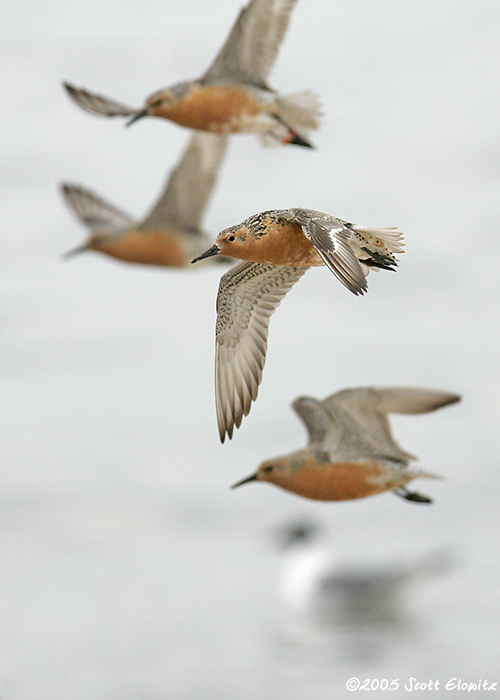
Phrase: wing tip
[
  {"left": 439, "top": 392, "right": 462, "bottom": 408},
  {"left": 219, "top": 421, "right": 233, "bottom": 443}
]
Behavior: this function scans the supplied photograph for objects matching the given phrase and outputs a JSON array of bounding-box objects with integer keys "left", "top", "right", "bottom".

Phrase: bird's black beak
[
  {"left": 230, "top": 473, "right": 258, "bottom": 489},
  {"left": 126, "top": 109, "right": 148, "bottom": 127},
  {"left": 61, "top": 244, "right": 88, "bottom": 259},
  {"left": 191, "top": 244, "right": 220, "bottom": 264}
]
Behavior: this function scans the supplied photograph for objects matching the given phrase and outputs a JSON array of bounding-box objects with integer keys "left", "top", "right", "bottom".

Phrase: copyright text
[{"left": 346, "top": 677, "right": 497, "bottom": 692}]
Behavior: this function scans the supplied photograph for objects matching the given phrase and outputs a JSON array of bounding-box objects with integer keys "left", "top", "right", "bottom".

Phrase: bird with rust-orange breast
[
  {"left": 60, "top": 133, "right": 228, "bottom": 268},
  {"left": 232, "top": 386, "right": 461, "bottom": 504},
  {"left": 192, "top": 208, "right": 404, "bottom": 442},
  {"left": 63, "top": 0, "right": 321, "bottom": 147}
]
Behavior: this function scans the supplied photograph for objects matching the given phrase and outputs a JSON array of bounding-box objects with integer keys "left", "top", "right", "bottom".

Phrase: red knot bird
[
  {"left": 61, "top": 133, "right": 228, "bottom": 267},
  {"left": 232, "top": 386, "right": 461, "bottom": 502},
  {"left": 63, "top": 0, "right": 321, "bottom": 147},
  {"left": 192, "top": 208, "right": 404, "bottom": 441}
]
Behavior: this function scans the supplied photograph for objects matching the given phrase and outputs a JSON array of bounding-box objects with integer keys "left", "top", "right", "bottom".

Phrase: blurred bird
[
  {"left": 61, "top": 132, "right": 228, "bottom": 267},
  {"left": 192, "top": 208, "right": 404, "bottom": 441},
  {"left": 63, "top": 0, "right": 321, "bottom": 147},
  {"left": 277, "top": 520, "right": 455, "bottom": 623},
  {"left": 232, "top": 386, "right": 461, "bottom": 502}
]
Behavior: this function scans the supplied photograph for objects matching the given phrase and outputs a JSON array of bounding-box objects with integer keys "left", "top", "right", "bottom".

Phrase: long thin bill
[
  {"left": 230, "top": 473, "right": 258, "bottom": 489},
  {"left": 126, "top": 109, "right": 148, "bottom": 127},
  {"left": 62, "top": 245, "right": 88, "bottom": 259},
  {"left": 191, "top": 244, "right": 220, "bottom": 264}
]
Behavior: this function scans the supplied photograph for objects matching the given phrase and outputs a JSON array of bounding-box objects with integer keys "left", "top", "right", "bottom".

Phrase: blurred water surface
[{"left": 1, "top": 1, "right": 499, "bottom": 698}]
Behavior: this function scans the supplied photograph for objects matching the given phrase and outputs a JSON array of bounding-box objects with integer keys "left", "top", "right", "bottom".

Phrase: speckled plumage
[
  {"left": 193, "top": 208, "right": 404, "bottom": 441},
  {"left": 215, "top": 262, "right": 308, "bottom": 441},
  {"left": 213, "top": 208, "right": 404, "bottom": 292}
]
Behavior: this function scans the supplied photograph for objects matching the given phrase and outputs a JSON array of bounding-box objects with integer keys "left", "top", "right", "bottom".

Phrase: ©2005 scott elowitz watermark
[{"left": 345, "top": 677, "right": 498, "bottom": 692}]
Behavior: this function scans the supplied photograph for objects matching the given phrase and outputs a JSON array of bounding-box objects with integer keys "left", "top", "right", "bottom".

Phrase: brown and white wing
[
  {"left": 320, "top": 386, "right": 461, "bottom": 464},
  {"left": 285, "top": 209, "right": 368, "bottom": 295},
  {"left": 291, "top": 396, "right": 330, "bottom": 447},
  {"left": 372, "top": 387, "right": 461, "bottom": 415},
  {"left": 63, "top": 82, "right": 137, "bottom": 118},
  {"left": 141, "top": 133, "right": 228, "bottom": 233},
  {"left": 319, "top": 387, "right": 412, "bottom": 464},
  {"left": 203, "top": 0, "right": 298, "bottom": 85},
  {"left": 60, "top": 183, "right": 135, "bottom": 233},
  {"left": 215, "top": 261, "right": 307, "bottom": 442}
]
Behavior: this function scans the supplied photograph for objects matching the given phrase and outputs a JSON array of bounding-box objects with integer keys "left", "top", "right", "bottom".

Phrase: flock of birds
[{"left": 61, "top": 0, "right": 461, "bottom": 509}]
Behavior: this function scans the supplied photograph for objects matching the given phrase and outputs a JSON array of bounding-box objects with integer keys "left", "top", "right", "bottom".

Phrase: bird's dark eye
[
  {"left": 227, "top": 235, "right": 236, "bottom": 242},
  {"left": 262, "top": 465, "right": 273, "bottom": 473}
]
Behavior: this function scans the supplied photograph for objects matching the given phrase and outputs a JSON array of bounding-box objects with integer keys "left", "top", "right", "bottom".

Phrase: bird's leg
[
  {"left": 393, "top": 487, "right": 433, "bottom": 504},
  {"left": 271, "top": 113, "right": 314, "bottom": 148}
]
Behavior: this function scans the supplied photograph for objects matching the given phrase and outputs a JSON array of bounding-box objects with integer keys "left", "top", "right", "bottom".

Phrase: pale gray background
[{"left": 1, "top": 1, "right": 499, "bottom": 698}]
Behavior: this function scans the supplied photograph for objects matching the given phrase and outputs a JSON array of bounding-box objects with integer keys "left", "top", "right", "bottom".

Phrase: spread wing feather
[
  {"left": 141, "top": 133, "right": 228, "bottom": 232},
  {"left": 63, "top": 82, "right": 137, "bottom": 118},
  {"left": 203, "top": 0, "right": 298, "bottom": 86},
  {"left": 319, "top": 386, "right": 460, "bottom": 464},
  {"left": 287, "top": 209, "right": 368, "bottom": 295},
  {"left": 291, "top": 396, "right": 330, "bottom": 446},
  {"left": 215, "top": 261, "right": 307, "bottom": 441},
  {"left": 60, "top": 183, "right": 135, "bottom": 233}
]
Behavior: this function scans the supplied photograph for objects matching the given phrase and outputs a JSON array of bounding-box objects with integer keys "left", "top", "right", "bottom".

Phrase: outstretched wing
[
  {"left": 63, "top": 82, "right": 137, "bottom": 118},
  {"left": 60, "top": 183, "right": 135, "bottom": 233},
  {"left": 320, "top": 386, "right": 461, "bottom": 464},
  {"left": 203, "top": 0, "right": 298, "bottom": 86},
  {"left": 215, "top": 261, "right": 307, "bottom": 442},
  {"left": 291, "top": 396, "right": 330, "bottom": 447},
  {"left": 372, "top": 387, "right": 461, "bottom": 415},
  {"left": 141, "top": 133, "right": 228, "bottom": 232},
  {"left": 284, "top": 209, "right": 368, "bottom": 295}
]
